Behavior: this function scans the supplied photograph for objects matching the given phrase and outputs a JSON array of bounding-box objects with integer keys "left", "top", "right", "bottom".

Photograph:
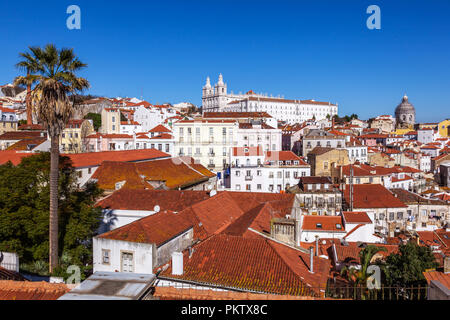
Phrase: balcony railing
[
  {"left": 245, "top": 175, "right": 253, "bottom": 181},
  {"left": 207, "top": 164, "right": 215, "bottom": 168},
  {"left": 208, "top": 152, "right": 215, "bottom": 157}
]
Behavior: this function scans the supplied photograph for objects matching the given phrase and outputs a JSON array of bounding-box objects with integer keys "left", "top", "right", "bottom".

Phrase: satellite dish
[
  {"left": 210, "top": 190, "right": 217, "bottom": 197},
  {"left": 153, "top": 205, "right": 160, "bottom": 213}
]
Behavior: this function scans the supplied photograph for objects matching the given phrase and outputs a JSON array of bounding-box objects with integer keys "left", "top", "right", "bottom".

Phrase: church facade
[{"left": 202, "top": 74, "right": 338, "bottom": 124}]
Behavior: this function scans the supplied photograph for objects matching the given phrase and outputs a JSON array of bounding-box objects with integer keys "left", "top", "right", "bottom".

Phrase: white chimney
[
  {"left": 315, "top": 236, "right": 319, "bottom": 256},
  {"left": 171, "top": 252, "right": 183, "bottom": 275},
  {"left": 309, "top": 247, "right": 314, "bottom": 273}
]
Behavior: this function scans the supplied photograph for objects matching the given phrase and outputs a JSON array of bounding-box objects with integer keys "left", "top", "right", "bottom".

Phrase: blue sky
[{"left": 1, "top": 0, "right": 449, "bottom": 122}]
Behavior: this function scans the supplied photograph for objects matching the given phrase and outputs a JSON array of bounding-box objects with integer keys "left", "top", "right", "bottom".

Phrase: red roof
[
  {"left": 0, "top": 150, "right": 34, "bottom": 165},
  {"left": 342, "top": 211, "right": 372, "bottom": 224},
  {"left": 423, "top": 270, "right": 450, "bottom": 290},
  {"left": 343, "top": 184, "right": 407, "bottom": 209},
  {"left": 159, "top": 234, "right": 329, "bottom": 296},
  {"left": 265, "top": 151, "right": 307, "bottom": 164},
  {"left": 97, "top": 210, "right": 193, "bottom": 246},
  {"left": 149, "top": 133, "right": 173, "bottom": 140},
  {"left": 91, "top": 157, "right": 214, "bottom": 190},
  {"left": 65, "top": 149, "right": 170, "bottom": 168},
  {"left": 302, "top": 216, "right": 345, "bottom": 232},
  {"left": 86, "top": 133, "right": 133, "bottom": 139},
  {"left": 148, "top": 125, "right": 171, "bottom": 133},
  {"left": 0, "top": 281, "right": 69, "bottom": 300},
  {"left": 96, "top": 189, "right": 212, "bottom": 211}
]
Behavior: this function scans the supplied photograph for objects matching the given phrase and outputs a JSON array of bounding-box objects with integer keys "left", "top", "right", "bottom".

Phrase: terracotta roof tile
[
  {"left": 159, "top": 234, "right": 327, "bottom": 296},
  {"left": 343, "top": 184, "right": 407, "bottom": 209},
  {"left": 342, "top": 211, "right": 372, "bottom": 224},
  {"left": 97, "top": 210, "right": 193, "bottom": 246},
  {"left": 0, "top": 281, "right": 69, "bottom": 300}
]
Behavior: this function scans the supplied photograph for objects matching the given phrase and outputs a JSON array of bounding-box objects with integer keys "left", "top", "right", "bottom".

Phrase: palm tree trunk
[
  {"left": 49, "top": 135, "right": 59, "bottom": 273},
  {"left": 26, "top": 84, "right": 32, "bottom": 125}
]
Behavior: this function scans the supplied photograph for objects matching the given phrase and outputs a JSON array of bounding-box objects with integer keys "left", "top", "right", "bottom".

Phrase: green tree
[
  {"left": 0, "top": 153, "right": 102, "bottom": 277},
  {"left": 84, "top": 113, "right": 102, "bottom": 131},
  {"left": 13, "top": 44, "right": 90, "bottom": 272},
  {"left": 382, "top": 241, "right": 438, "bottom": 287}
]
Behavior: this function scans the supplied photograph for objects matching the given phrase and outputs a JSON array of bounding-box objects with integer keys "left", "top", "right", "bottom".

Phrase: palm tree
[
  {"left": 341, "top": 245, "right": 387, "bottom": 286},
  {"left": 14, "top": 48, "right": 42, "bottom": 125},
  {"left": 14, "top": 44, "right": 89, "bottom": 272}
]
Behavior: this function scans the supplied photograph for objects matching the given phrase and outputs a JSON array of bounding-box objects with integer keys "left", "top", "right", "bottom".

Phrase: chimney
[
  {"left": 444, "top": 256, "right": 450, "bottom": 274},
  {"left": 171, "top": 252, "right": 183, "bottom": 275},
  {"left": 295, "top": 215, "right": 302, "bottom": 246},
  {"left": 315, "top": 235, "right": 319, "bottom": 256},
  {"left": 309, "top": 247, "right": 314, "bottom": 273}
]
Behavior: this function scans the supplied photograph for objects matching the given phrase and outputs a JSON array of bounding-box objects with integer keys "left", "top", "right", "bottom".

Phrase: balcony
[
  {"left": 208, "top": 152, "right": 215, "bottom": 157},
  {"left": 245, "top": 175, "right": 253, "bottom": 181},
  {"left": 207, "top": 164, "right": 215, "bottom": 168}
]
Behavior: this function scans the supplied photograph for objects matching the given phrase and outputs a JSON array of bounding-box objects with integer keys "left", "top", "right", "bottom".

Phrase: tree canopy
[
  {"left": 0, "top": 153, "right": 103, "bottom": 277},
  {"left": 382, "top": 241, "right": 438, "bottom": 287}
]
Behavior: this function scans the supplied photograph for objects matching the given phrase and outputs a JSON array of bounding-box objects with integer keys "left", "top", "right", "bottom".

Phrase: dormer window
[
  {"left": 316, "top": 223, "right": 322, "bottom": 229},
  {"left": 336, "top": 224, "right": 342, "bottom": 229}
]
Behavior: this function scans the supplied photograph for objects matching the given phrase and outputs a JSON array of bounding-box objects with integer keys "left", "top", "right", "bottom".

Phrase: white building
[
  {"left": 93, "top": 210, "right": 194, "bottom": 273},
  {"left": 201, "top": 74, "right": 338, "bottom": 123},
  {"left": 228, "top": 148, "right": 311, "bottom": 192},
  {"left": 173, "top": 119, "right": 239, "bottom": 171}
]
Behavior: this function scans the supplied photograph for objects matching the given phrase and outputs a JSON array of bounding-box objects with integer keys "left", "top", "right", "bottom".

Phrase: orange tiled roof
[
  {"left": 159, "top": 234, "right": 329, "bottom": 296},
  {"left": 342, "top": 211, "right": 372, "bottom": 224},
  {"left": 0, "top": 281, "right": 69, "bottom": 300},
  {"left": 302, "top": 216, "right": 344, "bottom": 232},
  {"left": 91, "top": 157, "right": 214, "bottom": 190},
  {"left": 65, "top": 149, "right": 170, "bottom": 168},
  {"left": 343, "top": 184, "right": 407, "bottom": 209},
  {"left": 148, "top": 124, "right": 171, "bottom": 133},
  {"left": 96, "top": 189, "right": 212, "bottom": 211},
  {"left": 153, "top": 286, "right": 338, "bottom": 300},
  {"left": 423, "top": 270, "right": 450, "bottom": 290},
  {"left": 265, "top": 151, "right": 307, "bottom": 163},
  {"left": 97, "top": 210, "right": 193, "bottom": 246},
  {"left": 0, "top": 150, "right": 34, "bottom": 165}
]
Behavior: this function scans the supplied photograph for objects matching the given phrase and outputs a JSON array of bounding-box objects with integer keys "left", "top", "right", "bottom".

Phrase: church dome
[
  {"left": 395, "top": 94, "right": 416, "bottom": 126},
  {"left": 395, "top": 95, "right": 415, "bottom": 114}
]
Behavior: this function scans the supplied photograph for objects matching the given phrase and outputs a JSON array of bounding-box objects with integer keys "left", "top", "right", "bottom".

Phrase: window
[
  {"left": 102, "top": 249, "right": 110, "bottom": 264},
  {"left": 246, "top": 184, "right": 251, "bottom": 191},
  {"left": 397, "top": 212, "right": 403, "bottom": 220},
  {"left": 336, "top": 224, "right": 342, "bottom": 229},
  {"left": 121, "top": 252, "right": 134, "bottom": 272},
  {"left": 316, "top": 223, "right": 322, "bottom": 229},
  {"left": 236, "top": 184, "right": 241, "bottom": 190},
  {"left": 257, "top": 184, "right": 262, "bottom": 190},
  {"left": 389, "top": 212, "right": 394, "bottom": 221},
  {"left": 269, "top": 185, "right": 274, "bottom": 191},
  {"left": 257, "top": 170, "right": 262, "bottom": 176},
  {"left": 269, "top": 172, "right": 274, "bottom": 178},
  {"left": 308, "top": 184, "right": 312, "bottom": 190},
  {"left": 277, "top": 171, "right": 282, "bottom": 179},
  {"left": 236, "top": 171, "right": 240, "bottom": 177},
  {"left": 285, "top": 171, "right": 290, "bottom": 178},
  {"left": 324, "top": 162, "right": 328, "bottom": 170}
]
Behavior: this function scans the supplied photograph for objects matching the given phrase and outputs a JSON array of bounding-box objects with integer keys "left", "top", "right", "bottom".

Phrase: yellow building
[
  {"left": 100, "top": 107, "right": 121, "bottom": 134},
  {"left": 60, "top": 119, "right": 95, "bottom": 153},
  {"left": 307, "top": 147, "right": 349, "bottom": 177},
  {"left": 438, "top": 119, "right": 450, "bottom": 137}
]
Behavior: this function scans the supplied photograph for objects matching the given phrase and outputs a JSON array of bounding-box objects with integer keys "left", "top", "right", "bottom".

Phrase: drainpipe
[{"left": 309, "top": 246, "right": 314, "bottom": 273}]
